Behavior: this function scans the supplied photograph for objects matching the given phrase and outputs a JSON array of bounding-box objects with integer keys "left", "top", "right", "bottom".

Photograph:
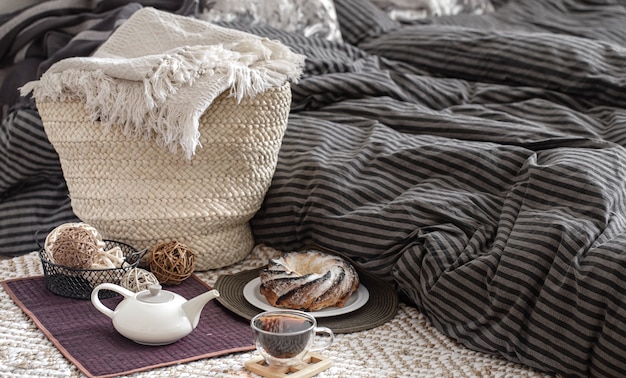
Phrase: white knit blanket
[{"left": 21, "top": 7, "right": 305, "bottom": 159}]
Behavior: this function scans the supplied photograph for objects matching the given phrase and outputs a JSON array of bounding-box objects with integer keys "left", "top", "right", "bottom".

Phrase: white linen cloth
[{"left": 21, "top": 7, "right": 304, "bottom": 159}]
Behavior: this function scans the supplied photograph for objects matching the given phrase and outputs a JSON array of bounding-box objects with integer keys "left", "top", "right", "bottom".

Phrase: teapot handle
[{"left": 91, "top": 283, "right": 135, "bottom": 319}]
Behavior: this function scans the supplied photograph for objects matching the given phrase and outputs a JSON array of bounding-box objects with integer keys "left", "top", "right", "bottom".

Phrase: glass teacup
[{"left": 250, "top": 310, "right": 334, "bottom": 367}]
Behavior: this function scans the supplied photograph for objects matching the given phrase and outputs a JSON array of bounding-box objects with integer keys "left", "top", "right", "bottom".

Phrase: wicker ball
[
  {"left": 148, "top": 240, "right": 195, "bottom": 285},
  {"left": 121, "top": 268, "right": 160, "bottom": 292},
  {"left": 49, "top": 226, "right": 99, "bottom": 269}
]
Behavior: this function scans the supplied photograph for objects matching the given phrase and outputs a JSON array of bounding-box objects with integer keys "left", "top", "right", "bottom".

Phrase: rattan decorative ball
[
  {"left": 148, "top": 240, "right": 195, "bottom": 285},
  {"left": 49, "top": 226, "right": 99, "bottom": 269},
  {"left": 120, "top": 268, "right": 160, "bottom": 292}
]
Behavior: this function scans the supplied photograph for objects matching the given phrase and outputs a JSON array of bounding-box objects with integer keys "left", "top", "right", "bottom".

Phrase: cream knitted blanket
[{"left": 21, "top": 7, "right": 305, "bottom": 159}]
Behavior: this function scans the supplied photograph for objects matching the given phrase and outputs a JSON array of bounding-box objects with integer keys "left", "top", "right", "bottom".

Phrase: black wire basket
[{"left": 38, "top": 239, "right": 144, "bottom": 300}]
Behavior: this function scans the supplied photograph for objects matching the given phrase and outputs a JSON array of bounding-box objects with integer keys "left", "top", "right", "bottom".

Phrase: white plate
[{"left": 242, "top": 277, "right": 369, "bottom": 318}]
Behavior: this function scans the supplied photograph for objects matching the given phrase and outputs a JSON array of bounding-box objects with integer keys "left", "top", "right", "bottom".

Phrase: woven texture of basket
[{"left": 36, "top": 83, "right": 291, "bottom": 270}]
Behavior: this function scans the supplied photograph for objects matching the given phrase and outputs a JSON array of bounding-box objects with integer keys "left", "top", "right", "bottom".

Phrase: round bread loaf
[{"left": 259, "top": 250, "right": 359, "bottom": 311}]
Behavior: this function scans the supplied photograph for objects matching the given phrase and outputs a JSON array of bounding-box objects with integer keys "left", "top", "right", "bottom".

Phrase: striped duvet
[
  {"left": 2, "top": 0, "right": 626, "bottom": 376},
  {"left": 251, "top": 1, "right": 626, "bottom": 376}
]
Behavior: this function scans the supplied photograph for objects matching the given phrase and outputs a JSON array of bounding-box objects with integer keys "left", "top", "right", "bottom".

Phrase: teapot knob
[{"left": 148, "top": 284, "right": 162, "bottom": 296}]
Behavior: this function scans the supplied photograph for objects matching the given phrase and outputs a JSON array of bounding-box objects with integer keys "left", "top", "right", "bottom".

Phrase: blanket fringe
[{"left": 21, "top": 40, "right": 304, "bottom": 159}]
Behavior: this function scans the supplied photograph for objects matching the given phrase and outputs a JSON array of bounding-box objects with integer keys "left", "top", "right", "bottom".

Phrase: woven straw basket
[{"left": 36, "top": 83, "right": 291, "bottom": 270}]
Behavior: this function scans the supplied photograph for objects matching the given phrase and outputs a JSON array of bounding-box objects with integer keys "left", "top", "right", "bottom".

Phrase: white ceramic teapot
[{"left": 91, "top": 283, "right": 220, "bottom": 345}]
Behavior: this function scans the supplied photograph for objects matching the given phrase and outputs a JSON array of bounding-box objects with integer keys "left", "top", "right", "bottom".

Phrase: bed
[{"left": 2, "top": 0, "right": 626, "bottom": 377}]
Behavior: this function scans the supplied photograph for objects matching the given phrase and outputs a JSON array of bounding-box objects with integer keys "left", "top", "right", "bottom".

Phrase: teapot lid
[{"left": 136, "top": 284, "right": 175, "bottom": 303}]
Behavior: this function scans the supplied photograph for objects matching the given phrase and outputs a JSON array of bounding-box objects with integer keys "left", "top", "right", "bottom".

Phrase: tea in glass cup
[{"left": 250, "top": 310, "right": 334, "bottom": 367}]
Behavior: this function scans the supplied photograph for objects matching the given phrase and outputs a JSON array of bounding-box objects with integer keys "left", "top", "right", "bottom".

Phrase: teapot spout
[{"left": 182, "top": 289, "right": 220, "bottom": 329}]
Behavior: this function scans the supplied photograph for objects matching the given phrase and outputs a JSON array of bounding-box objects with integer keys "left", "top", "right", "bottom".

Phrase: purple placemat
[{"left": 1, "top": 275, "right": 255, "bottom": 378}]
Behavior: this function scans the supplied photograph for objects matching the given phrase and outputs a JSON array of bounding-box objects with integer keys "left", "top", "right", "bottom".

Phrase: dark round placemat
[{"left": 214, "top": 264, "right": 399, "bottom": 334}]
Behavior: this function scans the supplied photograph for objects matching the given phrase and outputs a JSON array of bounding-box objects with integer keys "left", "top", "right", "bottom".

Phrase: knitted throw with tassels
[{"left": 21, "top": 7, "right": 305, "bottom": 159}]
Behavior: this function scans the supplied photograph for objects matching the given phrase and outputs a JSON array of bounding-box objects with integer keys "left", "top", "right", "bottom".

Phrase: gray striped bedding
[{"left": 2, "top": 0, "right": 626, "bottom": 376}]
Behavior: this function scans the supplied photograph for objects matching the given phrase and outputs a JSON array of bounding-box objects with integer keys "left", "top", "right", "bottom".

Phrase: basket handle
[
  {"left": 34, "top": 228, "right": 51, "bottom": 250},
  {"left": 125, "top": 247, "right": 147, "bottom": 265},
  {"left": 91, "top": 283, "right": 135, "bottom": 319}
]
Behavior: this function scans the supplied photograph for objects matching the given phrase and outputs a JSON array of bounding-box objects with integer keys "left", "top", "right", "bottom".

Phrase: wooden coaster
[{"left": 244, "top": 352, "right": 332, "bottom": 378}]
